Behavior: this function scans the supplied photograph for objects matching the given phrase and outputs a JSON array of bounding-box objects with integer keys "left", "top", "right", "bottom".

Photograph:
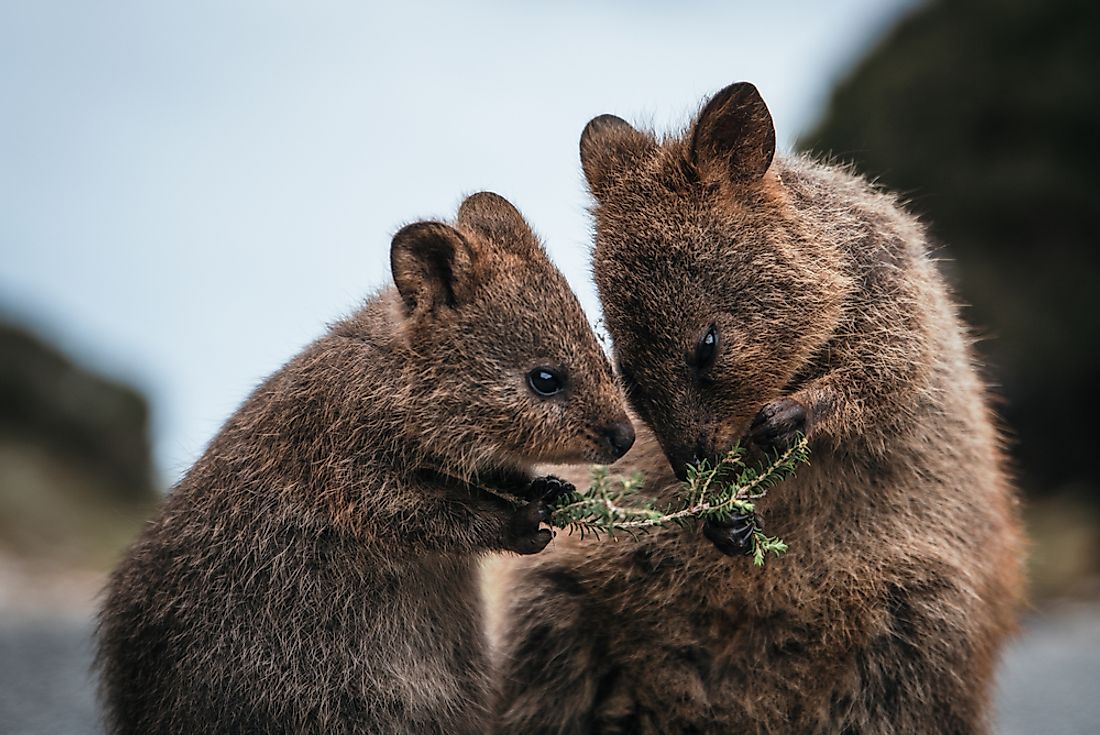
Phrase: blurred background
[{"left": 1, "top": 0, "right": 1097, "bottom": 732}]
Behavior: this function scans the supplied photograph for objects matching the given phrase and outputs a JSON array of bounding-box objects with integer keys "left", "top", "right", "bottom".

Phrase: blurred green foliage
[{"left": 801, "top": 0, "right": 1100, "bottom": 500}]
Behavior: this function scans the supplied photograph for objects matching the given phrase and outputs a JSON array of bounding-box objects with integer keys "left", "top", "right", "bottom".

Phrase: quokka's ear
[
  {"left": 456, "top": 192, "right": 540, "bottom": 256},
  {"left": 580, "top": 114, "right": 656, "bottom": 197},
  {"left": 690, "top": 82, "right": 775, "bottom": 186},
  {"left": 390, "top": 221, "right": 477, "bottom": 317}
]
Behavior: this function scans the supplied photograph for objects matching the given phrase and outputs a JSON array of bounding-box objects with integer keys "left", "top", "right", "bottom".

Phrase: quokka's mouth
[{"left": 539, "top": 429, "right": 633, "bottom": 467}]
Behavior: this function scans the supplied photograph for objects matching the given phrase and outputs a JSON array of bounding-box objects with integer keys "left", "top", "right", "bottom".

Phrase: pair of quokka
[{"left": 97, "top": 82, "right": 1024, "bottom": 734}]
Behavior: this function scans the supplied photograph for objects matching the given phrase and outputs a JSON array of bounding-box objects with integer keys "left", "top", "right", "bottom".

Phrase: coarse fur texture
[
  {"left": 96, "top": 192, "right": 633, "bottom": 734},
  {"left": 494, "top": 83, "right": 1024, "bottom": 734}
]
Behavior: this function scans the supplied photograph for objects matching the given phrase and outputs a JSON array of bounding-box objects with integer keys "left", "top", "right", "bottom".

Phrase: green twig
[
  {"left": 436, "top": 435, "right": 810, "bottom": 565},
  {"left": 549, "top": 436, "right": 810, "bottom": 564}
]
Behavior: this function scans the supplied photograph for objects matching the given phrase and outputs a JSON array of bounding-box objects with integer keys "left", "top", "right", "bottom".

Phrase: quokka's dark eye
[
  {"left": 695, "top": 324, "right": 719, "bottom": 370},
  {"left": 527, "top": 368, "right": 564, "bottom": 397}
]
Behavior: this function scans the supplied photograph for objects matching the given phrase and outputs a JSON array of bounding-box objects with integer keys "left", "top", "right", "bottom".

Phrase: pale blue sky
[{"left": 1, "top": 0, "right": 914, "bottom": 482}]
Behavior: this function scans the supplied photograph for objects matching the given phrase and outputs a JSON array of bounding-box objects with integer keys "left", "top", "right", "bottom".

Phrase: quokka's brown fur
[
  {"left": 95, "top": 192, "right": 634, "bottom": 735},
  {"left": 494, "top": 83, "right": 1025, "bottom": 734}
]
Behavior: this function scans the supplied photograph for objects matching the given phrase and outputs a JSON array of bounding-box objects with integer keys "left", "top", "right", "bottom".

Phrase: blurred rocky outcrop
[
  {"left": 800, "top": 0, "right": 1100, "bottom": 505},
  {"left": 0, "top": 320, "right": 156, "bottom": 571},
  {"left": 1, "top": 322, "right": 154, "bottom": 500}
]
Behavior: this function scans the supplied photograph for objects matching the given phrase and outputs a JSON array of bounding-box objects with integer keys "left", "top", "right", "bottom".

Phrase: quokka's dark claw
[
  {"left": 526, "top": 475, "right": 575, "bottom": 503},
  {"left": 505, "top": 501, "right": 554, "bottom": 555},
  {"left": 703, "top": 512, "right": 760, "bottom": 557},
  {"left": 748, "top": 397, "right": 808, "bottom": 453}
]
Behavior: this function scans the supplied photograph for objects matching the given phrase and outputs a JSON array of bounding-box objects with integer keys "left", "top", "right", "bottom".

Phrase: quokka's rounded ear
[
  {"left": 390, "top": 222, "right": 477, "bottom": 317},
  {"left": 690, "top": 82, "right": 775, "bottom": 185},
  {"left": 580, "top": 114, "right": 656, "bottom": 197},
  {"left": 456, "top": 192, "right": 540, "bottom": 255}
]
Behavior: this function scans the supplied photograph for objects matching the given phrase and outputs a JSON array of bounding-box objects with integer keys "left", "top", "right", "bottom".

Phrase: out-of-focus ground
[
  {"left": 1, "top": 563, "right": 1099, "bottom": 735},
  {"left": 0, "top": 560, "right": 102, "bottom": 735}
]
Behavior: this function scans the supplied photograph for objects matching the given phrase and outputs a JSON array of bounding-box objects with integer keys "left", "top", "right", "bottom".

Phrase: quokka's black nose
[{"left": 599, "top": 421, "right": 636, "bottom": 460}]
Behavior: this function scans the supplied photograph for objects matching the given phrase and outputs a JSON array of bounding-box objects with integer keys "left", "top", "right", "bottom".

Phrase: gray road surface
[{"left": 2, "top": 605, "right": 1098, "bottom": 734}]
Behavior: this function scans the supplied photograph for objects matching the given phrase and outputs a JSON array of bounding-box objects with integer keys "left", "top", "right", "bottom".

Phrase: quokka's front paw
[
  {"left": 524, "top": 475, "right": 575, "bottom": 503},
  {"left": 504, "top": 501, "right": 554, "bottom": 555},
  {"left": 702, "top": 511, "right": 761, "bottom": 557},
  {"left": 747, "top": 397, "right": 808, "bottom": 453}
]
